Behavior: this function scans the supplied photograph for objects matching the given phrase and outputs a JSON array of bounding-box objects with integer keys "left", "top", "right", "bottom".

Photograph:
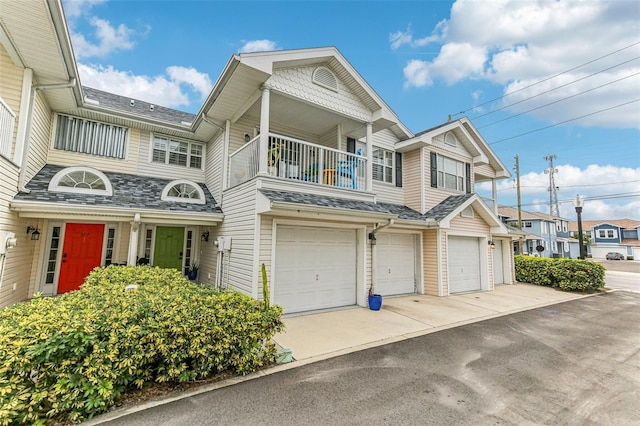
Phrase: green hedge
[
  {"left": 514, "top": 255, "right": 606, "bottom": 292},
  {"left": 0, "top": 266, "right": 284, "bottom": 424}
]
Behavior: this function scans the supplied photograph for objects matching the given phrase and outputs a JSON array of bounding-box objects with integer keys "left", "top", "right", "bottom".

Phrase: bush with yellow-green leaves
[
  {"left": 0, "top": 266, "right": 283, "bottom": 424},
  {"left": 514, "top": 255, "right": 606, "bottom": 292}
]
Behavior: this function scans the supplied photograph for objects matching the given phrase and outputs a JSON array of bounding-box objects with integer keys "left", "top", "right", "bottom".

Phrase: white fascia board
[
  {"left": 0, "top": 23, "right": 24, "bottom": 67},
  {"left": 459, "top": 118, "right": 510, "bottom": 178},
  {"left": 263, "top": 200, "right": 396, "bottom": 223},
  {"left": 10, "top": 201, "right": 223, "bottom": 225}
]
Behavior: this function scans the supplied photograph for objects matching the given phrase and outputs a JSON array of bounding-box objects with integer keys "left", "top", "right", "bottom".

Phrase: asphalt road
[{"left": 99, "top": 292, "right": 640, "bottom": 426}]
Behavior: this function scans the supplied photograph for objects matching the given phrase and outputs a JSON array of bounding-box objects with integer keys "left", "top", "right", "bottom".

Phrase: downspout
[
  {"left": 18, "top": 78, "right": 77, "bottom": 193},
  {"left": 369, "top": 219, "right": 395, "bottom": 295}
]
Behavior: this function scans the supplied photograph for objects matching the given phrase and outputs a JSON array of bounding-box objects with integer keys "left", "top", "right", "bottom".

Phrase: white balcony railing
[{"left": 229, "top": 132, "right": 367, "bottom": 190}]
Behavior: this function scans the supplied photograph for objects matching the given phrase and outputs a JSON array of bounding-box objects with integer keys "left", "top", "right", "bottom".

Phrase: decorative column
[
  {"left": 492, "top": 178, "right": 498, "bottom": 214},
  {"left": 366, "top": 122, "right": 373, "bottom": 192},
  {"left": 258, "top": 85, "right": 271, "bottom": 175},
  {"left": 127, "top": 213, "right": 141, "bottom": 265}
]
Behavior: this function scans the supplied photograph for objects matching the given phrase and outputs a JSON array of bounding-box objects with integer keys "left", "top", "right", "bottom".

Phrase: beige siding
[
  {"left": 213, "top": 182, "right": 257, "bottom": 295},
  {"left": 0, "top": 45, "right": 23, "bottom": 161},
  {"left": 197, "top": 227, "right": 218, "bottom": 287},
  {"left": 402, "top": 149, "right": 422, "bottom": 212},
  {"left": 25, "top": 91, "right": 52, "bottom": 181},
  {"left": 0, "top": 157, "right": 33, "bottom": 307},
  {"left": 205, "top": 132, "right": 224, "bottom": 202},
  {"left": 257, "top": 215, "right": 274, "bottom": 300},
  {"left": 449, "top": 211, "right": 490, "bottom": 234},
  {"left": 423, "top": 229, "right": 438, "bottom": 295},
  {"left": 474, "top": 163, "right": 496, "bottom": 179}
]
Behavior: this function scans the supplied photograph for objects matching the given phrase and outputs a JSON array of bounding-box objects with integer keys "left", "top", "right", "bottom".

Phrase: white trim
[
  {"left": 48, "top": 166, "right": 113, "bottom": 196},
  {"left": 160, "top": 179, "right": 206, "bottom": 204}
]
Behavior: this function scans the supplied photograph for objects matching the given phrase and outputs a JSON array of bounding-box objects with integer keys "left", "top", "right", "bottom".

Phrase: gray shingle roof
[
  {"left": 15, "top": 164, "right": 221, "bottom": 214},
  {"left": 83, "top": 87, "right": 196, "bottom": 126},
  {"left": 424, "top": 193, "right": 474, "bottom": 221},
  {"left": 259, "top": 190, "right": 475, "bottom": 223},
  {"left": 259, "top": 190, "right": 427, "bottom": 221}
]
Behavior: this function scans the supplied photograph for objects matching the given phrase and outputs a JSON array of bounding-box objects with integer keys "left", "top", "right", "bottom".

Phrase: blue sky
[{"left": 63, "top": 0, "right": 640, "bottom": 220}]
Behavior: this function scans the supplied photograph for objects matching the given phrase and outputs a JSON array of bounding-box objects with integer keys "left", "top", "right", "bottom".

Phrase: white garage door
[
  {"left": 493, "top": 240, "right": 504, "bottom": 285},
  {"left": 275, "top": 226, "right": 356, "bottom": 314},
  {"left": 376, "top": 233, "right": 416, "bottom": 296},
  {"left": 448, "top": 236, "right": 481, "bottom": 293}
]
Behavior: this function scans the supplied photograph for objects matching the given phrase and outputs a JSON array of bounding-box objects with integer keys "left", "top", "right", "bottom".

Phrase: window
[
  {"left": 372, "top": 147, "right": 393, "bottom": 184},
  {"left": 563, "top": 222, "right": 568, "bottom": 232},
  {"left": 550, "top": 225, "right": 556, "bottom": 235},
  {"left": 54, "top": 115, "right": 128, "bottom": 159},
  {"left": 104, "top": 227, "right": 116, "bottom": 265},
  {"left": 524, "top": 221, "right": 532, "bottom": 228},
  {"left": 152, "top": 136, "right": 203, "bottom": 169},
  {"left": 45, "top": 226, "right": 62, "bottom": 285},
  {"left": 527, "top": 240, "right": 534, "bottom": 253},
  {"left": 430, "top": 152, "right": 470, "bottom": 193},
  {"left": 49, "top": 166, "right": 113, "bottom": 196},
  {"left": 597, "top": 229, "right": 617, "bottom": 239},
  {"left": 556, "top": 222, "right": 562, "bottom": 232},
  {"left": 541, "top": 222, "right": 547, "bottom": 234},
  {"left": 161, "top": 179, "right": 206, "bottom": 204},
  {"left": 552, "top": 241, "right": 557, "bottom": 253},
  {"left": 444, "top": 132, "right": 457, "bottom": 147},
  {"left": 461, "top": 206, "right": 474, "bottom": 218},
  {"left": 0, "top": 97, "right": 16, "bottom": 159}
]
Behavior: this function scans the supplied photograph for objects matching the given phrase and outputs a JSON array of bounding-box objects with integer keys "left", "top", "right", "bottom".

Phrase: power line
[
  {"left": 510, "top": 192, "right": 640, "bottom": 209},
  {"left": 477, "top": 71, "right": 640, "bottom": 129},
  {"left": 488, "top": 98, "right": 640, "bottom": 145},
  {"left": 473, "top": 56, "right": 639, "bottom": 121},
  {"left": 498, "top": 179, "right": 640, "bottom": 192},
  {"left": 450, "top": 41, "right": 640, "bottom": 117}
]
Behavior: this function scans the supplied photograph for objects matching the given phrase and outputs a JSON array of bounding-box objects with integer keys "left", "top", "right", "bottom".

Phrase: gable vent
[{"left": 312, "top": 66, "right": 338, "bottom": 92}]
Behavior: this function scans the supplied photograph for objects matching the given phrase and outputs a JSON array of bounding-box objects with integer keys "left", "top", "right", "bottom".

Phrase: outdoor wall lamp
[
  {"left": 368, "top": 232, "right": 377, "bottom": 245},
  {"left": 26, "top": 226, "right": 40, "bottom": 241},
  {"left": 244, "top": 133, "right": 251, "bottom": 143},
  {"left": 201, "top": 231, "right": 210, "bottom": 242},
  {"left": 488, "top": 240, "right": 495, "bottom": 249}
]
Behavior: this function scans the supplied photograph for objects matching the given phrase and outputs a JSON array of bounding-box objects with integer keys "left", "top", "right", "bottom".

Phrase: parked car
[{"left": 605, "top": 252, "right": 625, "bottom": 260}]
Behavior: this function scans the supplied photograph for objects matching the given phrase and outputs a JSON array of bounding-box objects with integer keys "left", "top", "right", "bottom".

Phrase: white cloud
[
  {"left": 239, "top": 40, "right": 279, "bottom": 53},
  {"left": 390, "top": 22, "right": 447, "bottom": 50},
  {"left": 78, "top": 63, "right": 212, "bottom": 108},
  {"left": 477, "top": 163, "right": 640, "bottom": 220},
  {"left": 72, "top": 17, "right": 136, "bottom": 58},
  {"left": 63, "top": 0, "right": 106, "bottom": 18},
  {"left": 395, "top": 0, "right": 640, "bottom": 128}
]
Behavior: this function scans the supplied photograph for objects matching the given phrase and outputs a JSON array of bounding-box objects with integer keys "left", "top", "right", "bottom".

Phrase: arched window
[
  {"left": 48, "top": 166, "right": 113, "bottom": 196},
  {"left": 161, "top": 179, "right": 205, "bottom": 204}
]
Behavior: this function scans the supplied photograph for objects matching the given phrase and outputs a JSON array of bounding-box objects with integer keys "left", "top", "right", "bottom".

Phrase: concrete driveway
[{"left": 94, "top": 291, "right": 640, "bottom": 426}]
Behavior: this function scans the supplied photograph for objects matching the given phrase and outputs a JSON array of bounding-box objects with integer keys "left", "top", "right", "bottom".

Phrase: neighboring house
[
  {"left": 0, "top": 0, "right": 514, "bottom": 313},
  {"left": 498, "top": 206, "right": 573, "bottom": 258},
  {"left": 569, "top": 219, "right": 640, "bottom": 260}
]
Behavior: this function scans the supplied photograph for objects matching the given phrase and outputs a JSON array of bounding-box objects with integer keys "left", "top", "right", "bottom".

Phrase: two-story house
[
  {"left": 569, "top": 219, "right": 640, "bottom": 260},
  {"left": 498, "top": 206, "right": 574, "bottom": 258},
  {"left": 0, "top": 0, "right": 514, "bottom": 313}
]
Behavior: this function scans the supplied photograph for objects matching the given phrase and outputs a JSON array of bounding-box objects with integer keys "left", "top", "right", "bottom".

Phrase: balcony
[{"left": 229, "top": 133, "right": 367, "bottom": 191}]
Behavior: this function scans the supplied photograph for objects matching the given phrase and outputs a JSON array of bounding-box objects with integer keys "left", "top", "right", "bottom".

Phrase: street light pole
[{"left": 573, "top": 194, "right": 585, "bottom": 260}]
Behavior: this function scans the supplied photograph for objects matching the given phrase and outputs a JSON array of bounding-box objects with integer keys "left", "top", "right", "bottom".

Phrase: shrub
[
  {"left": 0, "top": 266, "right": 283, "bottom": 424},
  {"left": 515, "top": 255, "right": 606, "bottom": 293}
]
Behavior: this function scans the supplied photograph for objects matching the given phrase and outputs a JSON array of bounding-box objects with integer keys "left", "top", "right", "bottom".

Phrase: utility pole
[
  {"left": 544, "top": 154, "right": 560, "bottom": 217},
  {"left": 514, "top": 155, "right": 523, "bottom": 255},
  {"left": 515, "top": 155, "right": 522, "bottom": 230}
]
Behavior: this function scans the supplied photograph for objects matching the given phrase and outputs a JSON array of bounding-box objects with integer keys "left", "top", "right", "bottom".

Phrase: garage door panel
[
  {"left": 377, "top": 233, "right": 416, "bottom": 296},
  {"left": 275, "top": 226, "right": 356, "bottom": 313},
  {"left": 449, "top": 236, "right": 481, "bottom": 293}
]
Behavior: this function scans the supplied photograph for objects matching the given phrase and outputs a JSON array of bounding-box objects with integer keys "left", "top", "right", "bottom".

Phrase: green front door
[{"left": 154, "top": 226, "right": 185, "bottom": 271}]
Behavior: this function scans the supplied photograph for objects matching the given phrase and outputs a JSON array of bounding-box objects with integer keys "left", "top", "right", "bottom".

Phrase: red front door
[{"left": 58, "top": 223, "right": 105, "bottom": 293}]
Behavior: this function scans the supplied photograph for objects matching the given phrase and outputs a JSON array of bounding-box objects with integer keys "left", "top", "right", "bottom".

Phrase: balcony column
[
  {"left": 366, "top": 122, "right": 373, "bottom": 192},
  {"left": 258, "top": 85, "right": 271, "bottom": 175},
  {"left": 491, "top": 178, "right": 498, "bottom": 214}
]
